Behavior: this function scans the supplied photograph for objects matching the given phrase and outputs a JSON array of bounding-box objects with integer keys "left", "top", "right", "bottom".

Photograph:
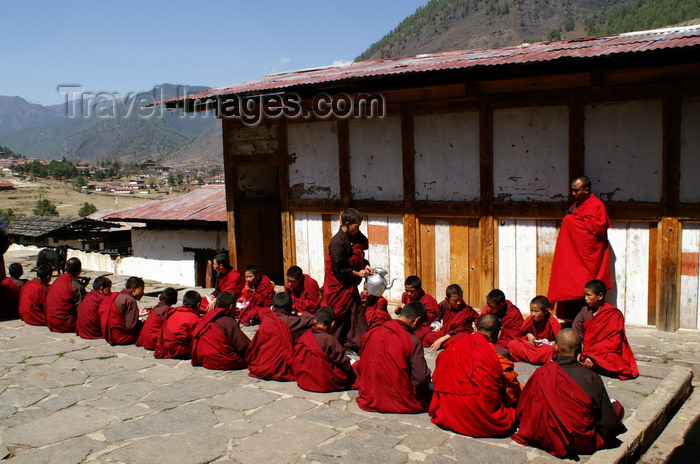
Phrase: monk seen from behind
[
  {"left": 18, "top": 264, "right": 52, "bottom": 326},
  {"left": 154, "top": 290, "right": 202, "bottom": 359},
  {"left": 429, "top": 313, "right": 522, "bottom": 438},
  {"left": 99, "top": 276, "right": 145, "bottom": 345},
  {"left": 355, "top": 301, "right": 432, "bottom": 414},
  {"left": 45, "top": 258, "right": 88, "bottom": 333},
  {"left": 137, "top": 287, "right": 178, "bottom": 350},
  {"left": 76, "top": 276, "right": 112, "bottom": 340}
]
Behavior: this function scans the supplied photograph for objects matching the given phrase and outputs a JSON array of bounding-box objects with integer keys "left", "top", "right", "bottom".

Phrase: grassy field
[{"left": 0, "top": 176, "right": 181, "bottom": 218}]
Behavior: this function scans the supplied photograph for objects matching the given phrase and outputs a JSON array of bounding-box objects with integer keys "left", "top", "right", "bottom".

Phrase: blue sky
[{"left": 1, "top": 0, "right": 428, "bottom": 106}]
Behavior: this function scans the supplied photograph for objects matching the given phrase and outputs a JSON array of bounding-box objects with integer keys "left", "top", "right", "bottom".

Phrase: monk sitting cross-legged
[
  {"left": 512, "top": 328, "right": 625, "bottom": 458},
  {"left": 293, "top": 306, "right": 356, "bottom": 392},
  {"left": 355, "top": 301, "right": 432, "bottom": 414},
  {"left": 574, "top": 280, "right": 639, "bottom": 380},
  {"left": 191, "top": 291, "right": 250, "bottom": 371},
  {"left": 507, "top": 295, "right": 561, "bottom": 365},
  {"left": 0, "top": 263, "right": 27, "bottom": 319},
  {"left": 45, "top": 258, "right": 88, "bottom": 333},
  {"left": 362, "top": 281, "right": 391, "bottom": 330},
  {"left": 424, "top": 284, "right": 479, "bottom": 351},
  {"left": 480, "top": 289, "right": 524, "bottom": 355},
  {"left": 137, "top": 287, "right": 178, "bottom": 350},
  {"left": 429, "top": 313, "right": 522, "bottom": 437},
  {"left": 99, "top": 276, "right": 145, "bottom": 345},
  {"left": 246, "top": 292, "right": 315, "bottom": 381},
  {"left": 237, "top": 264, "right": 276, "bottom": 326},
  {"left": 201, "top": 252, "right": 244, "bottom": 312},
  {"left": 284, "top": 265, "right": 321, "bottom": 315},
  {"left": 395, "top": 275, "right": 440, "bottom": 342},
  {"left": 18, "top": 264, "right": 52, "bottom": 326},
  {"left": 154, "top": 290, "right": 202, "bottom": 359},
  {"left": 76, "top": 276, "right": 112, "bottom": 340}
]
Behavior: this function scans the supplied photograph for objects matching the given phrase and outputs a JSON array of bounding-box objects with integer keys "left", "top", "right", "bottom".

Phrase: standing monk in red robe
[
  {"left": 355, "top": 302, "right": 432, "bottom": 414},
  {"left": 480, "top": 289, "right": 524, "bottom": 355},
  {"left": 155, "top": 290, "right": 202, "bottom": 359},
  {"left": 246, "top": 292, "right": 315, "bottom": 381},
  {"left": 395, "top": 275, "right": 440, "bottom": 342},
  {"left": 76, "top": 276, "right": 112, "bottom": 339},
  {"left": 424, "top": 284, "right": 478, "bottom": 350},
  {"left": 512, "top": 329, "right": 625, "bottom": 457},
  {"left": 574, "top": 280, "right": 638, "bottom": 380},
  {"left": 192, "top": 291, "right": 250, "bottom": 370},
  {"left": 45, "top": 258, "right": 88, "bottom": 333},
  {"left": 18, "top": 264, "right": 52, "bottom": 326},
  {"left": 284, "top": 265, "right": 320, "bottom": 314},
  {"left": 237, "top": 264, "right": 276, "bottom": 326},
  {"left": 100, "top": 276, "right": 145, "bottom": 345},
  {"left": 430, "top": 313, "right": 522, "bottom": 437},
  {"left": 137, "top": 287, "right": 178, "bottom": 350},
  {"left": 293, "top": 306, "right": 356, "bottom": 392},
  {"left": 508, "top": 295, "right": 561, "bottom": 365},
  {"left": 201, "top": 252, "right": 244, "bottom": 311},
  {"left": 323, "top": 208, "right": 373, "bottom": 352},
  {"left": 0, "top": 263, "right": 26, "bottom": 319},
  {"left": 548, "top": 176, "right": 613, "bottom": 321},
  {"left": 361, "top": 283, "right": 391, "bottom": 329}
]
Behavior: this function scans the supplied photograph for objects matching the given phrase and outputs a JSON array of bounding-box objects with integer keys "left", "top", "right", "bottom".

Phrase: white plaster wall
[
  {"left": 493, "top": 106, "right": 569, "bottom": 201},
  {"left": 238, "top": 165, "right": 278, "bottom": 198},
  {"left": 680, "top": 96, "right": 700, "bottom": 203},
  {"left": 414, "top": 111, "right": 480, "bottom": 201},
  {"left": 584, "top": 100, "right": 663, "bottom": 202},
  {"left": 349, "top": 116, "right": 403, "bottom": 201},
  {"left": 287, "top": 121, "right": 340, "bottom": 200}
]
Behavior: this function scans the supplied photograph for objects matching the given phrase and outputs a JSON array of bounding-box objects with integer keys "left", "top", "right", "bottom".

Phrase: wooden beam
[
  {"left": 479, "top": 97, "right": 495, "bottom": 295},
  {"left": 337, "top": 119, "right": 351, "bottom": 208},
  {"left": 221, "top": 119, "right": 239, "bottom": 269},
  {"left": 648, "top": 222, "right": 658, "bottom": 326},
  {"left": 277, "top": 120, "right": 294, "bottom": 276},
  {"left": 416, "top": 201, "right": 481, "bottom": 217},
  {"left": 401, "top": 103, "right": 418, "bottom": 278}
]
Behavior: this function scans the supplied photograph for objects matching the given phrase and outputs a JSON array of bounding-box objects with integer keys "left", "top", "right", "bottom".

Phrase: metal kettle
[{"left": 366, "top": 267, "right": 396, "bottom": 297}]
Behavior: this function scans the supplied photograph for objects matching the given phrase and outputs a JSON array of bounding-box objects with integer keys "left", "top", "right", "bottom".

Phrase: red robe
[
  {"left": 18, "top": 278, "right": 48, "bottom": 326},
  {"left": 481, "top": 300, "right": 524, "bottom": 349},
  {"left": 245, "top": 307, "right": 295, "bottom": 381},
  {"left": 429, "top": 332, "right": 520, "bottom": 437},
  {"left": 136, "top": 301, "right": 170, "bottom": 350},
  {"left": 355, "top": 319, "right": 431, "bottom": 413},
  {"left": 200, "top": 268, "right": 245, "bottom": 311},
  {"left": 76, "top": 290, "right": 108, "bottom": 339},
  {"left": 99, "top": 290, "right": 141, "bottom": 345},
  {"left": 285, "top": 274, "right": 321, "bottom": 314},
  {"left": 293, "top": 327, "right": 356, "bottom": 392},
  {"left": 548, "top": 194, "right": 613, "bottom": 302},
  {"left": 45, "top": 273, "right": 79, "bottom": 333},
  {"left": 154, "top": 306, "right": 201, "bottom": 359},
  {"left": 0, "top": 277, "right": 21, "bottom": 319},
  {"left": 191, "top": 307, "right": 249, "bottom": 370},
  {"left": 508, "top": 314, "right": 562, "bottom": 365},
  {"left": 362, "top": 294, "right": 392, "bottom": 329},
  {"left": 399, "top": 290, "right": 440, "bottom": 341},
  {"left": 423, "top": 299, "right": 478, "bottom": 348},
  {"left": 237, "top": 275, "right": 276, "bottom": 326},
  {"left": 581, "top": 303, "right": 638, "bottom": 380},
  {"left": 512, "top": 361, "right": 606, "bottom": 457}
]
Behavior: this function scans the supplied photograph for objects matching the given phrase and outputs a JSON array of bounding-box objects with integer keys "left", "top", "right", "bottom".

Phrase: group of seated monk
[{"left": 3, "top": 253, "right": 638, "bottom": 458}]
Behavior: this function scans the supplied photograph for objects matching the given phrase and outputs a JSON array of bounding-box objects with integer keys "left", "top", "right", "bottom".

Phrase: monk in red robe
[
  {"left": 430, "top": 313, "right": 522, "bottom": 437},
  {"left": 45, "top": 258, "right": 88, "bottom": 333},
  {"left": 424, "top": 284, "right": 478, "bottom": 350},
  {"left": 246, "top": 293, "right": 314, "bottom": 381},
  {"left": 480, "top": 289, "right": 524, "bottom": 355},
  {"left": 100, "top": 276, "right": 145, "bottom": 345},
  {"left": 0, "top": 263, "right": 26, "bottom": 319},
  {"left": 18, "top": 264, "right": 52, "bottom": 326},
  {"left": 508, "top": 295, "right": 561, "bottom": 365},
  {"left": 192, "top": 291, "right": 250, "bottom": 370},
  {"left": 76, "top": 276, "right": 112, "bottom": 339},
  {"left": 361, "top": 285, "right": 391, "bottom": 329},
  {"left": 395, "top": 275, "right": 440, "bottom": 342},
  {"left": 237, "top": 264, "right": 276, "bottom": 326},
  {"left": 293, "top": 306, "right": 356, "bottom": 392},
  {"left": 549, "top": 176, "right": 613, "bottom": 321},
  {"left": 323, "top": 208, "right": 373, "bottom": 352},
  {"left": 284, "top": 265, "right": 320, "bottom": 314},
  {"left": 137, "top": 287, "right": 178, "bottom": 350},
  {"left": 512, "top": 328, "right": 625, "bottom": 457},
  {"left": 201, "top": 252, "right": 244, "bottom": 311},
  {"left": 575, "top": 280, "right": 638, "bottom": 380},
  {"left": 356, "top": 301, "right": 432, "bottom": 414},
  {"left": 154, "top": 290, "right": 202, "bottom": 359}
]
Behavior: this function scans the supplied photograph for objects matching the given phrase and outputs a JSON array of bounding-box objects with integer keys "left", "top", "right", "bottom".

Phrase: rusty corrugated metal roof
[
  {"left": 99, "top": 185, "right": 226, "bottom": 223},
  {"left": 161, "top": 25, "right": 700, "bottom": 107}
]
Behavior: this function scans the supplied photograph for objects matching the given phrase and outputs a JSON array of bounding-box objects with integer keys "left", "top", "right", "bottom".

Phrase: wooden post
[
  {"left": 221, "top": 118, "right": 239, "bottom": 269},
  {"left": 401, "top": 104, "right": 418, "bottom": 277},
  {"left": 277, "top": 120, "right": 294, "bottom": 275},
  {"left": 479, "top": 98, "right": 495, "bottom": 302}
]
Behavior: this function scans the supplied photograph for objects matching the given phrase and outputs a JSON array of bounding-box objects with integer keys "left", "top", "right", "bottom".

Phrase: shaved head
[
  {"left": 555, "top": 328, "right": 581, "bottom": 357},
  {"left": 476, "top": 313, "right": 501, "bottom": 342}
]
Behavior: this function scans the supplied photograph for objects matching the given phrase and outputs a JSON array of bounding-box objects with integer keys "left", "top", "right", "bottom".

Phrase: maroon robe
[
  {"left": 76, "top": 290, "right": 108, "bottom": 339},
  {"left": 293, "top": 327, "right": 356, "bottom": 392},
  {"left": 201, "top": 268, "right": 245, "bottom": 311},
  {"left": 237, "top": 274, "right": 276, "bottom": 326},
  {"left": 0, "top": 277, "right": 20, "bottom": 319},
  {"left": 398, "top": 290, "right": 440, "bottom": 341},
  {"left": 154, "top": 306, "right": 200, "bottom": 359},
  {"left": 480, "top": 300, "right": 524, "bottom": 350},
  {"left": 100, "top": 289, "right": 142, "bottom": 345},
  {"left": 246, "top": 307, "right": 295, "bottom": 381},
  {"left": 136, "top": 301, "right": 170, "bottom": 350},
  {"left": 581, "top": 303, "right": 638, "bottom": 380},
  {"left": 508, "top": 313, "right": 562, "bottom": 365},
  {"left": 423, "top": 299, "right": 478, "bottom": 348},
  {"left": 191, "top": 307, "right": 250, "bottom": 370},
  {"left": 18, "top": 278, "right": 48, "bottom": 326},
  {"left": 285, "top": 274, "right": 321, "bottom": 314},
  {"left": 362, "top": 294, "right": 392, "bottom": 329},
  {"left": 45, "top": 273, "right": 82, "bottom": 333}
]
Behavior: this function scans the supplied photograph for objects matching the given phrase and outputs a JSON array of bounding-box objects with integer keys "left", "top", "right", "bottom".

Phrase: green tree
[
  {"left": 176, "top": 171, "right": 184, "bottom": 186},
  {"left": 93, "top": 169, "right": 106, "bottom": 181},
  {"left": 74, "top": 175, "right": 86, "bottom": 190},
  {"left": 33, "top": 198, "right": 59, "bottom": 216},
  {"left": 564, "top": 16, "right": 575, "bottom": 32},
  {"left": 0, "top": 208, "right": 23, "bottom": 222},
  {"left": 78, "top": 202, "right": 98, "bottom": 217},
  {"left": 168, "top": 172, "right": 176, "bottom": 186},
  {"left": 147, "top": 176, "right": 157, "bottom": 189}
]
